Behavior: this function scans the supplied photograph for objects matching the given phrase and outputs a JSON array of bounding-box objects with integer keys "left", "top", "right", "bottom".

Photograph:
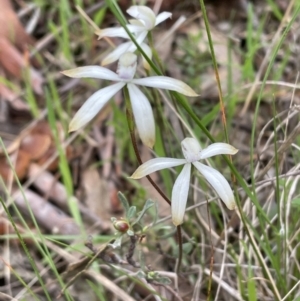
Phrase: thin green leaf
[
  {"left": 132, "top": 199, "right": 154, "bottom": 226},
  {"left": 118, "top": 191, "right": 130, "bottom": 213},
  {"left": 127, "top": 206, "right": 137, "bottom": 220}
]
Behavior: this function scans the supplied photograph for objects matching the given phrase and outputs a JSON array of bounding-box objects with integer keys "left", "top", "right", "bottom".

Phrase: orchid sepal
[
  {"left": 155, "top": 12, "right": 172, "bottom": 25},
  {"left": 171, "top": 163, "right": 191, "bottom": 226},
  {"left": 69, "top": 82, "right": 125, "bottom": 132},
  {"left": 101, "top": 42, "right": 132, "bottom": 66},
  {"left": 62, "top": 66, "right": 120, "bottom": 81},
  {"left": 127, "top": 83, "right": 156, "bottom": 148},
  {"left": 96, "top": 27, "right": 130, "bottom": 39},
  {"left": 193, "top": 161, "right": 236, "bottom": 210},
  {"left": 130, "top": 158, "right": 187, "bottom": 179},
  {"left": 199, "top": 143, "right": 239, "bottom": 159},
  {"left": 131, "top": 76, "right": 198, "bottom": 97}
]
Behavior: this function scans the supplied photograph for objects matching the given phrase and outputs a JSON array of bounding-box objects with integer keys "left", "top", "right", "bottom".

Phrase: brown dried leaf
[
  {"left": 0, "top": 121, "right": 72, "bottom": 182},
  {"left": 0, "top": 150, "right": 30, "bottom": 181},
  {"left": 0, "top": 0, "right": 44, "bottom": 96},
  {"left": 26, "top": 121, "right": 72, "bottom": 171},
  {"left": 20, "top": 133, "right": 52, "bottom": 160},
  {"left": 0, "top": 0, "right": 34, "bottom": 50}
]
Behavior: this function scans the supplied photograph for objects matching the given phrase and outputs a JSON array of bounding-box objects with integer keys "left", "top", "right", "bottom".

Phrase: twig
[{"left": 126, "top": 235, "right": 140, "bottom": 268}]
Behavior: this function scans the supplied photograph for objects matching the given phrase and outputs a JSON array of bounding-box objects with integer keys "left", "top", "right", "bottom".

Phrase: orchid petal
[
  {"left": 171, "top": 163, "right": 191, "bottom": 226},
  {"left": 96, "top": 27, "right": 130, "bottom": 39},
  {"left": 103, "top": 31, "right": 148, "bottom": 67},
  {"left": 193, "top": 162, "right": 236, "bottom": 210},
  {"left": 199, "top": 143, "right": 239, "bottom": 159},
  {"left": 136, "top": 30, "right": 149, "bottom": 44},
  {"left": 69, "top": 82, "right": 125, "bottom": 132},
  {"left": 62, "top": 66, "right": 119, "bottom": 81},
  {"left": 96, "top": 24, "right": 144, "bottom": 40},
  {"left": 101, "top": 42, "right": 133, "bottom": 66},
  {"left": 126, "top": 43, "right": 138, "bottom": 53},
  {"left": 140, "top": 43, "right": 152, "bottom": 70},
  {"left": 127, "top": 6, "right": 156, "bottom": 30},
  {"left": 130, "top": 158, "right": 186, "bottom": 179},
  {"left": 126, "top": 31, "right": 148, "bottom": 52},
  {"left": 155, "top": 12, "right": 172, "bottom": 25},
  {"left": 131, "top": 76, "right": 198, "bottom": 97},
  {"left": 127, "top": 83, "right": 155, "bottom": 148}
]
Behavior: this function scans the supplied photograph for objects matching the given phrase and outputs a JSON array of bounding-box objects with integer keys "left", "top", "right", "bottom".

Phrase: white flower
[
  {"left": 62, "top": 53, "right": 197, "bottom": 148},
  {"left": 130, "top": 137, "right": 238, "bottom": 225},
  {"left": 97, "top": 6, "right": 172, "bottom": 67}
]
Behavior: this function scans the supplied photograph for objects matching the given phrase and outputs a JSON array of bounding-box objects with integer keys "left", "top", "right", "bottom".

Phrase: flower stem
[{"left": 175, "top": 225, "right": 183, "bottom": 274}]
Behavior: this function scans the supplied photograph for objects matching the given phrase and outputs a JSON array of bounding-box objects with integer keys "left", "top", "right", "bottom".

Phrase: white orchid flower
[
  {"left": 62, "top": 53, "right": 197, "bottom": 148},
  {"left": 97, "top": 6, "right": 172, "bottom": 67},
  {"left": 131, "top": 137, "right": 238, "bottom": 225}
]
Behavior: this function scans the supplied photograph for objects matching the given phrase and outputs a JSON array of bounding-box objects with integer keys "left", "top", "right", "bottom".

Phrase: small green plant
[{"left": 110, "top": 192, "right": 155, "bottom": 250}]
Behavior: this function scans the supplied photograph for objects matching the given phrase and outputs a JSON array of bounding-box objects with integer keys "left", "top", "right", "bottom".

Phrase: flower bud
[{"left": 113, "top": 219, "right": 129, "bottom": 233}]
